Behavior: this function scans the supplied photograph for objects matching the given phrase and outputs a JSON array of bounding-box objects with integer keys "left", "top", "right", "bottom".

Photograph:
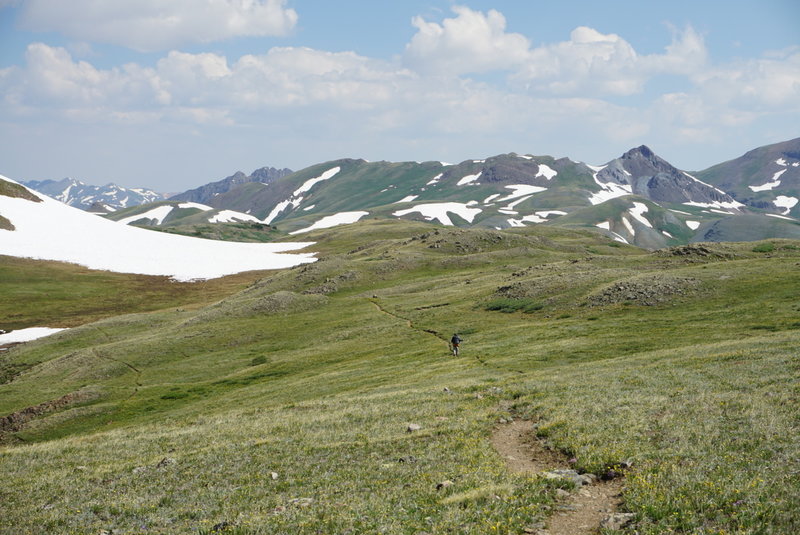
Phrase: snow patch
[
  {"left": 457, "top": 172, "right": 482, "bottom": 186},
  {"left": 682, "top": 172, "right": 729, "bottom": 196},
  {"left": 535, "top": 210, "right": 566, "bottom": 218},
  {"left": 587, "top": 165, "right": 632, "bottom": 205},
  {"left": 426, "top": 173, "right": 444, "bottom": 185},
  {"left": 662, "top": 230, "right": 673, "bottom": 238},
  {"left": 684, "top": 200, "right": 744, "bottom": 210},
  {"left": 290, "top": 211, "right": 369, "bottom": 235},
  {"left": 776, "top": 158, "right": 787, "bottom": 166},
  {"left": 483, "top": 193, "right": 501, "bottom": 204},
  {"left": 393, "top": 202, "right": 482, "bottom": 226},
  {"left": 178, "top": 202, "right": 213, "bottom": 211},
  {"left": 669, "top": 209, "right": 692, "bottom": 215},
  {"left": 686, "top": 220, "right": 700, "bottom": 230},
  {"left": 596, "top": 221, "right": 611, "bottom": 230},
  {"left": 117, "top": 205, "right": 174, "bottom": 225},
  {"left": 263, "top": 166, "right": 341, "bottom": 224},
  {"left": 294, "top": 166, "right": 341, "bottom": 196},
  {"left": 765, "top": 213, "right": 796, "bottom": 221},
  {"left": 208, "top": 210, "right": 262, "bottom": 224},
  {"left": 303, "top": 204, "right": 316, "bottom": 211},
  {"left": 393, "top": 195, "right": 419, "bottom": 204},
  {"left": 774, "top": 195, "right": 798, "bottom": 215},
  {"left": 536, "top": 164, "right": 557, "bottom": 180},
  {"left": 497, "top": 184, "right": 547, "bottom": 202},
  {"left": 628, "top": 202, "right": 653, "bottom": 228},
  {"left": 504, "top": 195, "right": 533, "bottom": 211},
  {"left": 0, "top": 327, "right": 67, "bottom": 344},
  {"left": 749, "top": 169, "right": 786, "bottom": 192},
  {"left": 621, "top": 216, "right": 635, "bottom": 236}
]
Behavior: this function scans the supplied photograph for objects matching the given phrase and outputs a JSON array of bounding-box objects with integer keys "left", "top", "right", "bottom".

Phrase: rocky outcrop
[{"left": 170, "top": 166, "right": 293, "bottom": 205}]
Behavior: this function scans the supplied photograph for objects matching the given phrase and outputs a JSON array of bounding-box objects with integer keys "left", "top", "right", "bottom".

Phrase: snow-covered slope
[{"left": 0, "top": 176, "right": 316, "bottom": 281}]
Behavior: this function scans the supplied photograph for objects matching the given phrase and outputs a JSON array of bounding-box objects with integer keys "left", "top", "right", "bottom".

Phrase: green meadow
[{"left": 1, "top": 221, "right": 798, "bottom": 534}]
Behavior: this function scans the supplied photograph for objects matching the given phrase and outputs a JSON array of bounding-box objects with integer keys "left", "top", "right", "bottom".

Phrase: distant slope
[
  {"left": 695, "top": 137, "right": 800, "bottom": 217},
  {"left": 0, "top": 175, "right": 316, "bottom": 280},
  {"left": 188, "top": 148, "right": 754, "bottom": 248},
  {"left": 42, "top": 138, "right": 800, "bottom": 249},
  {"left": 22, "top": 177, "right": 164, "bottom": 211}
]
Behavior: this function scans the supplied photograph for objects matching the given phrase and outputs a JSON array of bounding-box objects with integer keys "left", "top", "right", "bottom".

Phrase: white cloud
[
  {"left": 513, "top": 25, "right": 708, "bottom": 96},
  {"left": 1, "top": 7, "right": 798, "bottom": 184},
  {"left": 403, "top": 6, "right": 531, "bottom": 76},
  {"left": 691, "top": 47, "right": 800, "bottom": 109},
  {"left": 18, "top": 0, "right": 298, "bottom": 52}
]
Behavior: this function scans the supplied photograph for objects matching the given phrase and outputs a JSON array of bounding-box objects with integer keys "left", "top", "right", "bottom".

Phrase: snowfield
[
  {"left": 289, "top": 211, "right": 370, "bottom": 234},
  {"left": 0, "top": 327, "right": 66, "bottom": 345},
  {"left": 117, "top": 205, "right": 174, "bottom": 225},
  {"left": 393, "top": 202, "right": 482, "bottom": 226},
  {"left": 0, "top": 176, "right": 317, "bottom": 281}
]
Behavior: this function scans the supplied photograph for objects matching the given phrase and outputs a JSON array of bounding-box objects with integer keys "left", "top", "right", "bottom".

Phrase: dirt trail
[
  {"left": 492, "top": 420, "right": 624, "bottom": 535},
  {"left": 367, "top": 297, "right": 524, "bottom": 374}
]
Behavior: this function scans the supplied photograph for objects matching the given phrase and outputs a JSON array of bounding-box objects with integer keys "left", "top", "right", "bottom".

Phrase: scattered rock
[
  {"left": 270, "top": 472, "right": 279, "bottom": 480},
  {"left": 407, "top": 423, "right": 421, "bottom": 432},
  {"left": 555, "top": 489, "right": 571, "bottom": 499},
  {"left": 600, "top": 512, "right": 636, "bottom": 530},
  {"left": 588, "top": 275, "right": 701, "bottom": 306},
  {"left": 398, "top": 456, "right": 417, "bottom": 463},
  {"left": 156, "top": 457, "right": 176, "bottom": 469},
  {"left": 289, "top": 497, "right": 314, "bottom": 508},
  {"left": 436, "top": 480, "right": 454, "bottom": 490},
  {"left": 541, "top": 469, "right": 595, "bottom": 487},
  {"left": 211, "top": 521, "right": 234, "bottom": 532}
]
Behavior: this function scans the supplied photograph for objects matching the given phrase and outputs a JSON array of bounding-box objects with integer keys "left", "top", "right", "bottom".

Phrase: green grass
[{"left": 1, "top": 221, "right": 799, "bottom": 534}]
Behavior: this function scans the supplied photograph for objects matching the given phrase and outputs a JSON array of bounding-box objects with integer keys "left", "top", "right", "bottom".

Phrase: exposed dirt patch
[
  {"left": 492, "top": 420, "right": 626, "bottom": 535},
  {"left": 0, "top": 388, "right": 98, "bottom": 441}
]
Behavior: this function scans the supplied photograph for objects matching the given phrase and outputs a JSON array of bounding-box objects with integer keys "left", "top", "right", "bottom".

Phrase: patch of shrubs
[
  {"left": 485, "top": 298, "right": 544, "bottom": 314},
  {"left": 752, "top": 242, "right": 775, "bottom": 253}
]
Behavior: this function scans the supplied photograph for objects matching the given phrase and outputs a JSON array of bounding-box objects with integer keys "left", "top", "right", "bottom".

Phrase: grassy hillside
[
  {"left": 1, "top": 221, "right": 798, "bottom": 534},
  {"left": 0, "top": 256, "right": 285, "bottom": 331}
]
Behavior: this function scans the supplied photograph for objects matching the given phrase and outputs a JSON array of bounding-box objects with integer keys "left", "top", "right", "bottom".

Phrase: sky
[{"left": 0, "top": 0, "right": 798, "bottom": 192}]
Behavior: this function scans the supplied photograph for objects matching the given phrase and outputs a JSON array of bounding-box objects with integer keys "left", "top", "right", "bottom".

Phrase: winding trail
[
  {"left": 367, "top": 297, "right": 523, "bottom": 374},
  {"left": 92, "top": 348, "right": 143, "bottom": 401},
  {"left": 492, "top": 420, "right": 625, "bottom": 535}
]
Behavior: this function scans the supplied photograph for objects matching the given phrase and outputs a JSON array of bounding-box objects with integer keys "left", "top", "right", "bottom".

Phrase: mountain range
[
  {"left": 20, "top": 177, "right": 165, "bottom": 212},
  {"left": 99, "top": 137, "right": 800, "bottom": 248}
]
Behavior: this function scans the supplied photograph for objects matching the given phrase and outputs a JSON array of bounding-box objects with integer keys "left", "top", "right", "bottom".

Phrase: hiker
[{"left": 450, "top": 333, "right": 462, "bottom": 356}]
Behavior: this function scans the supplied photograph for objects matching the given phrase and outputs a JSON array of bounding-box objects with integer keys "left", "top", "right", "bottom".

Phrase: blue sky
[{"left": 0, "top": 0, "right": 798, "bottom": 191}]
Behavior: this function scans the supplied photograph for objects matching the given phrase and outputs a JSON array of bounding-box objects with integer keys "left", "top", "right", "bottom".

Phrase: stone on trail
[
  {"left": 600, "top": 512, "right": 636, "bottom": 530},
  {"left": 541, "top": 469, "right": 595, "bottom": 487},
  {"left": 436, "top": 480, "right": 454, "bottom": 490}
]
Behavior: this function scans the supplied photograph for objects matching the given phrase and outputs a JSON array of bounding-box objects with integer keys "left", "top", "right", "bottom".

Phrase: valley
[{"left": 1, "top": 219, "right": 798, "bottom": 534}]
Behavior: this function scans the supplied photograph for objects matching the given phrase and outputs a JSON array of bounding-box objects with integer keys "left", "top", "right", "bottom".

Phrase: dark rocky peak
[
  {"left": 250, "top": 166, "right": 293, "bottom": 183},
  {"left": 171, "top": 165, "right": 294, "bottom": 204},
  {"left": 618, "top": 145, "right": 678, "bottom": 176},
  {"left": 596, "top": 146, "right": 681, "bottom": 186}
]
